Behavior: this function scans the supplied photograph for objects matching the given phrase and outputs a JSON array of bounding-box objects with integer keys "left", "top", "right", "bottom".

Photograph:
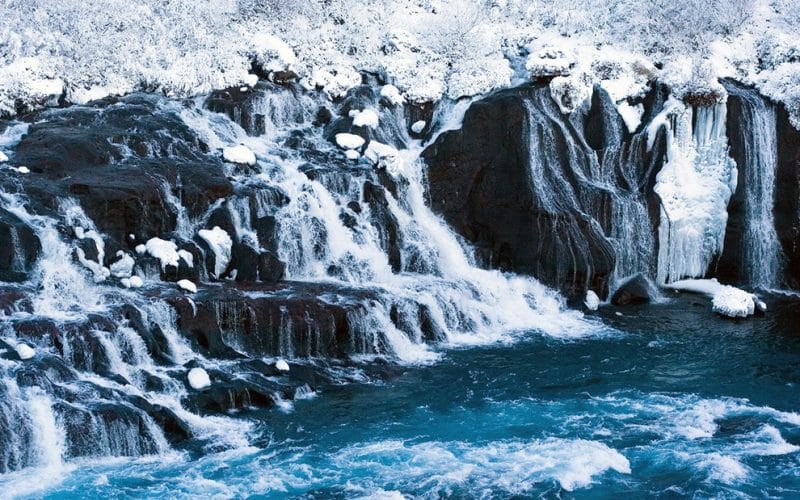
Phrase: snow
[
  {"left": 243, "top": 74, "right": 259, "bottom": 87},
  {"left": 129, "top": 276, "right": 144, "bottom": 288},
  {"left": 0, "top": 151, "right": 7, "bottom": 162},
  {"left": 16, "top": 166, "right": 29, "bottom": 174},
  {"left": 584, "top": 291, "right": 600, "bottom": 311},
  {"left": 109, "top": 251, "right": 135, "bottom": 278},
  {"left": 275, "top": 359, "right": 290, "bottom": 372},
  {"left": 177, "top": 279, "right": 197, "bottom": 293},
  {"left": 352, "top": 108, "right": 379, "bottom": 129},
  {"left": 251, "top": 33, "right": 298, "bottom": 74},
  {"left": 335, "top": 133, "right": 366, "bottom": 150},
  {"left": 364, "top": 141, "right": 404, "bottom": 176},
  {"left": 135, "top": 244, "right": 146, "bottom": 255},
  {"left": 222, "top": 145, "right": 256, "bottom": 166},
  {"left": 145, "top": 237, "right": 180, "bottom": 270},
  {"left": 380, "top": 84, "right": 405, "bottom": 106},
  {"left": 411, "top": 120, "right": 426, "bottom": 134},
  {"left": 178, "top": 250, "right": 194, "bottom": 268},
  {"left": 345, "top": 150, "right": 361, "bottom": 160},
  {"left": 666, "top": 279, "right": 763, "bottom": 318},
  {"left": 616, "top": 102, "right": 644, "bottom": 133},
  {"left": 187, "top": 367, "right": 210, "bottom": 389},
  {"left": 198, "top": 226, "right": 233, "bottom": 278},
  {"left": 15, "top": 343, "right": 35, "bottom": 360},
  {"left": 447, "top": 56, "right": 513, "bottom": 99}
]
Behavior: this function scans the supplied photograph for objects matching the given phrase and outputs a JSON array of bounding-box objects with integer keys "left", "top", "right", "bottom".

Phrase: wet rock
[
  {"left": 611, "top": 273, "right": 657, "bottom": 306},
  {"left": 0, "top": 208, "right": 41, "bottom": 282},
  {"left": 422, "top": 85, "right": 619, "bottom": 299},
  {"left": 776, "top": 101, "right": 800, "bottom": 289}
]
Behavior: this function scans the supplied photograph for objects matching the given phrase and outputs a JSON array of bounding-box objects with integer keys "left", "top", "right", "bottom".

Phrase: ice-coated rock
[
  {"left": 584, "top": 290, "right": 600, "bottom": 311},
  {"left": 222, "top": 145, "right": 257, "bottom": 165},
  {"left": 187, "top": 367, "right": 211, "bottom": 389},
  {"left": 335, "top": 133, "right": 366, "bottom": 150},
  {"left": 15, "top": 343, "right": 35, "bottom": 360},
  {"left": 177, "top": 279, "right": 197, "bottom": 293}
]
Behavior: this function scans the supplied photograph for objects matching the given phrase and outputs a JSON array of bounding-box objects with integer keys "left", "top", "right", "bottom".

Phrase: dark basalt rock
[
  {"left": 167, "top": 283, "right": 388, "bottom": 360},
  {"left": 206, "top": 82, "right": 304, "bottom": 136},
  {"left": 611, "top": 273, "right": 657, "bottom": 306},
  {"left": 11, "top": 95, "right": 233, "bottom": 246},
  {"left": 776, "top": 104, "right": 800, "bottom": 289},
  {"left": 422, "top": 85, "right": 613, "bottom": 299},
  {"left": 0, "top": 208, "right": 40, "bottom": 282},
  {"left": 363, "top": 181, "right": 402, "bottom": 273}
]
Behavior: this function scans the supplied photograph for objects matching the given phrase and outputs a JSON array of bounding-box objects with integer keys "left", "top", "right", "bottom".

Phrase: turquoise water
[{"left": 6, "top": 294, "right": 800, "bottom": 498}]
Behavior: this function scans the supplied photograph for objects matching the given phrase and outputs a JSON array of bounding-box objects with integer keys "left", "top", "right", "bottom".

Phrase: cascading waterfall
[
  {"left": 652, "top": 98, "right": 737, "bottom": 284},
  {"left": 723, "top": 84, "right": 785, "bottom": 288},
  {"left": 522, "top": 88, "right": 655, "bottom": 291},
  {"left": 0, "top": 81, "right": 597, "bottom": 481}
]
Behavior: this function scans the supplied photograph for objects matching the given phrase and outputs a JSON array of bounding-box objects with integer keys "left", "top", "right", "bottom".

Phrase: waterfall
[
  {"left": 652, "top": 98, "right": 737, "bottom": 284},
  {"left": 723, "top": 84, "right": 784, "bottom": 288}
]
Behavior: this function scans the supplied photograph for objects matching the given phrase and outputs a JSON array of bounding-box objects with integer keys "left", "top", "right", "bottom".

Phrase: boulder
[
  {"left": 0, "top": 208, "right": 40, "bottom": 282},
  {"left": 611, "top": 273, "right": 658, "bottom": 306}
]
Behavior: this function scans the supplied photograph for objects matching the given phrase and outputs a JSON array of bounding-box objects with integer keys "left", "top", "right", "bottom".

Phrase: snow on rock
[
  {"left": 129, "top": 276, "right": 143, "bottom": 288},
  {"left": 306, "top": 65, "right": 362, "bottom": 100},
  {"left": 345, "top": 149, "right": 361, "bottom": 160},
  {"left": 616, "top": 102, "right": 644, "bottom": 133},
  {"left": 243, "top": 74, "right": 259, "bottom": 87},
  {"left": 351, "top": 108, "right": 380, "bottom": 128},
  {"left": 251, "top": 33, "right": 298, "bottom": 74},
  {"left": 364, "top": 141, "right": 403, "bottom": 176},
  {"left": 198, "top": 226, "right": 233, "bottom": 278},
  {"left": 109, "top": 251, "right": 135, "bottom": 278},
  {"left": 15, "top": 343, "right": 35, "bottom": 360},
  {"left": 275, "top": 359, "right": 290, "bottom": 372},
  {"left": 16, "top": 166, "right": 29, "bottom": 174},
  {"left": 177, "top": 249, "right": 194, "bottom": 268},
  {"left": 177, "top": 279, "right": 197, "bottom": 293},
  {"left": 0, "top": 151, "right": 8, "bottom": 162},
  {"left": 187, "top": 367, "right": 211, "bottom": 389},
  {"left": 135, "top": 244, "right": 146, "bottom": 255},
  {"left": 666, "top": 279, "right": 763, "bottom": 318},
  {"left": 711, "top": 287, "right": 757, "bottom": 318},
  {"left": 411, "top": 120, "right": 426, "bottom": 134},
  {"left": 222, "top": 145, "right": 256, "bottom": 165},
  {"left": 145, "top": 237, "right": 180, "bottom": 270},
  {"left": 447, "top": 56, "right": 513, "bottom": 99},
  {"left": 380, "top": 84, "right": 405, "bottom": 106},
  {"left": 584, "top": 291, "right": 601, "bottom": 311},
  {"left": 335, "top": 133, "right": 366, "bottom": 150}
]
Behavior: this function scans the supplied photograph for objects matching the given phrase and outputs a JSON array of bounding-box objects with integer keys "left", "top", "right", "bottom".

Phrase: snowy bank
[{"left": 666, "top": 279, "right": 766, "bottom": 318}]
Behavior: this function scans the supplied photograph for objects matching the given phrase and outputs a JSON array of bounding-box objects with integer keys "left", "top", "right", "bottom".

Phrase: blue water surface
[{"left": 11, "top": 294, "right": 800, "bottom": 498}]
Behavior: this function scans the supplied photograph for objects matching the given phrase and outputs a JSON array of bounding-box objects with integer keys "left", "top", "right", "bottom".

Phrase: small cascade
[
  {"left": 520, "top": 86, "right": 656, "bottom": 293},
  {"left": 652, "top": 98, "right": 737, "bottom": 284}
]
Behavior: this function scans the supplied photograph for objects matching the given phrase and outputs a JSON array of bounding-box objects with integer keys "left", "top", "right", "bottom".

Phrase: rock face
[
  {"left": 776, "top": 104, "right": 800, "bottom": 289},
  {"left": 0, "top": 208, "right": 40, "bottom": 282},
  {"left": 11, "top": 94, "right": 233, "bottom": 245},
  {"left": 422, "top": 84, "right": 665, "bottom": 300}
]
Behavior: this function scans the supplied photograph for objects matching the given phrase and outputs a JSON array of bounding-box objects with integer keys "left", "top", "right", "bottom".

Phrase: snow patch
[
  {"left": 198, "top": 227, "right": 233, "bottom": 278},
  {"left": 364, "top": 141, "right": 403, "bottom": 176},
  {"left": 177, "top": 279, "right": 197, "bottom": 293},
  {"left": 380, "top": 85, "right": 405, "bottom": 106},
  {"left": 584, "top": 291, "right": 600, "bottom": 311},
  {"left": 187, "top": 367, "right": 210, "bottom": 389},
  {"left": 667, "top": 279, "right": 763, "bottom": 318},
  {"left": 275, "top": 359, "right": 290, "bottom": 372},
  {"left": 335, "top": 133, "right": 366, "bottom": 150},
  {"left": 351, "top": 108, "right": 379, "bottom": 129},
  {"left": 145, "top": 238, "right": 180, "bottom": 270},
  {"left": 223, "top": 145, "right": 257, "bottom": 166},
  {"left": 15, "top": 343, "right": 35, "bottom": 360},
  {"left": 411, "top": 120, "right": 426, "bottom": 134},
  {"left": 109, "top": 251, "right": 135, "bottom": 278}
]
